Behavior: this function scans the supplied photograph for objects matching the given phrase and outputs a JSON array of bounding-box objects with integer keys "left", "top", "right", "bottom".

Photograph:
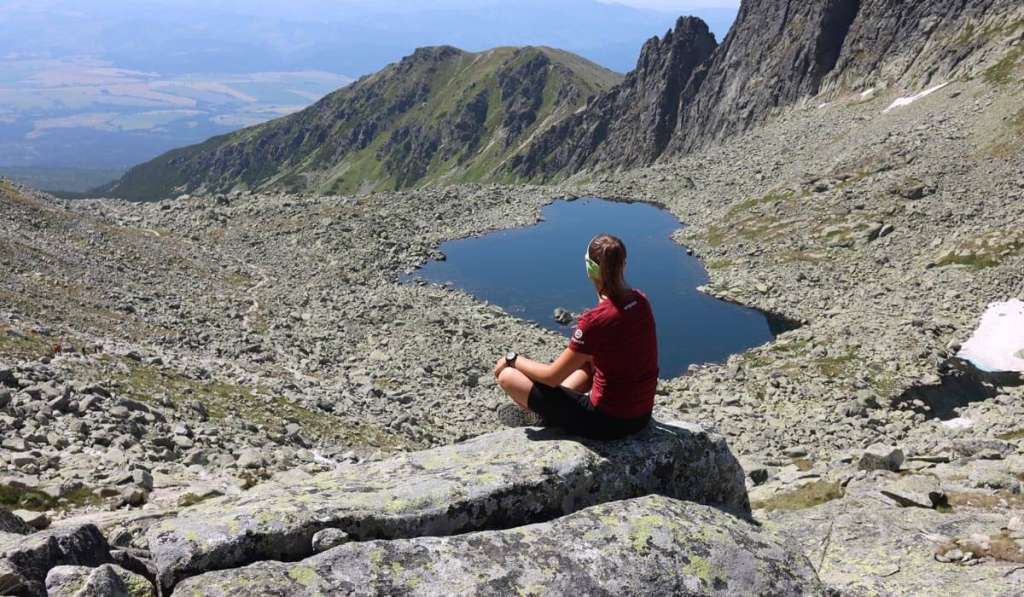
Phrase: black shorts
[{"left": 527, "top": 383, "right": 651, "bottom": 441}]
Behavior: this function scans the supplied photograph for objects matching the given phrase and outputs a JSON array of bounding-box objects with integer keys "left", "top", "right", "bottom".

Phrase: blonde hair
[{"left": 587, "top": 234, "right": 629, "bottom": 304}]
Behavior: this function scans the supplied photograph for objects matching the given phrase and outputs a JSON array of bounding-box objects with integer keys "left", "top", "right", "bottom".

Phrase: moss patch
[
  {"left": 0, "top": 483, "right": 102, "bottom": 512},
  {"left": 751, "top": 480, "right": 845, "bottom": 512},
  {"left": 936, "top": 230, "right": 1024, "bottom": 269}
]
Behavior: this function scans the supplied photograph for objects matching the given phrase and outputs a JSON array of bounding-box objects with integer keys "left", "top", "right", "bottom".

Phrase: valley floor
[{"left": 2, "top": 76, "right": 1023, "bottom": 594}]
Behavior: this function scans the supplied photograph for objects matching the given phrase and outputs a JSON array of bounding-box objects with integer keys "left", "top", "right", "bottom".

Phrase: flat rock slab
[
  {"left": 176, "top": 495, "right": 820, "bottom": 596},
  {"left": 147, "top": 421, "right": 749, "bottom": 590}
]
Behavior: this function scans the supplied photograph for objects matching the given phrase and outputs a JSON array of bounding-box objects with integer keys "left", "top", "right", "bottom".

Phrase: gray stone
[
  {"left": 0, "top": 507, "right": 32, "bottom": 535},
  {"left": 879, "top": 475, "right": 946, "bottom": 509},
  {"left": 310, "top": 528, "right": 351, "bottom": 553},
  {"left": 552, "top": 307, "right": 574, "bottom": 325},
  {"left": 0, "top": 524, "right": 111, "bottom": 596},
  {"left": 145, "top": 422, "right": 748, "bottom": 591},
  {"left": 2, "top": 437, "right": 27, "bottom": 452},
  {"left": 46, "top": 563, "right": 155, "bottom": 597},
  {"left": 11, "top": 509, "right": 49, "bottom": 530},
  {"left": 952, "top": 438, "right": 1016, "bottom": 460},
  {"left": 177, "top": 495, "right": 822, "bottom": 596},
  {"left": 173, "top": 435, "right": 194, "bottom": 449},
  {"left": 858, "top": 444, "right": 904, "bottom": 472},
  {"left": 132, "top": 469, "right": 154, "bottom": 492},
  {"left": 236, "top": 448, "right": 264, "bottom": 469}
]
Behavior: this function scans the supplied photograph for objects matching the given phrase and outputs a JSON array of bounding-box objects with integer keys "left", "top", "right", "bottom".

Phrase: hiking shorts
[{"left": 527, "top": 382, "right": 651, "bottom": 441}]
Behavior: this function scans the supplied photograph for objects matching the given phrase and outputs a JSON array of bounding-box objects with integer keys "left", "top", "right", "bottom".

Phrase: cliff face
[
  {"left": 515, "top": 0, "right": 1024, "bottom": 177},
  {"left": 820, "top": 0, "right": 1024, "bottom": 94},
  {"left": 509, "top": 17, "right": 717, "bottom": 177},
  {"left": 668, "top": 0, "right": 861, "bottom": 154}
]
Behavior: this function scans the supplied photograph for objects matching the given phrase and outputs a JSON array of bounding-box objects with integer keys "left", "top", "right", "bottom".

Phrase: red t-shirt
[{"left": 567, "top": 289, "right": 658, "bottom": 419}]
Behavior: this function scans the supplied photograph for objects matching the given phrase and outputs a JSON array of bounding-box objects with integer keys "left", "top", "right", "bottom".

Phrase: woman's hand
[{"left": 493, "top": 356, "right": 509, "bottom": 379}]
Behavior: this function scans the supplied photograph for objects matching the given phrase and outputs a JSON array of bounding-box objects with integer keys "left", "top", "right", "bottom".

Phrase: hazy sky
[{"left": 602, "top": 0, "right": 740, "bottom": 9}]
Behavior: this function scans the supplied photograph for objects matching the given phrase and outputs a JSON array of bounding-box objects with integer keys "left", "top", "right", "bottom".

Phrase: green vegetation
[
  {"left": 726, "top": 190, "right": 794, "bottom": 218},
  {"left": 111, "top": 360, "right": 394, "bottom": 446},
  {"left": 751, "top": 480, "right": 845, "bottom": 512},
  {"left": 108, "top": 46, "right": 622, "bottom": 200},
  {"left": 936, "top": 231, "right": 1024, "bottom": 269},
  {"left": 984, "top": 46, "right": 1023, "bottom": 85},
  {"left": 0, "top": 324, "right": 52, "bottom": 360},
  {"left": 0, "top": 483, "right": 103, "bottom": 512},
  {"left": 816, "top": 350, "right": 859, "bottom": 379}
]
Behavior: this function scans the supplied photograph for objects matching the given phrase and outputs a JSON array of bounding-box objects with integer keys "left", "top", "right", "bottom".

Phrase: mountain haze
[
  {"left": 106, "top": 0, "right": 1023, "bottom": 200},
  {"left": 105, "top": 47, "right": 621, "bottom": 199}
]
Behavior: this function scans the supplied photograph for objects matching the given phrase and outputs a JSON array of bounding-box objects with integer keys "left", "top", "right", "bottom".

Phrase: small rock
[
  {"left": 859, "top": 444, "right": 904, "bottom": 472},
  {"left": 311, "top": 528, "right": 352, "bottom": 553},
  {"left": 784, "top": 446, "right": 808, "bottom": 458},
  {"left": 12, "top": 509, "right": 50, "bottom": 530},
  {"left": 1, "top": 507, "right": 33, "bottom": 534},
  {"left": 237, "top": 448, "right": 265, "bottom": 469},
  {"left": 118, "top": 486, "right": 148, "bottom": 508},
  {"left": 132, "top": 469, "right": 154, "bottom": 492},
  {"left": 553, "top": 308, "right": 574, "bottom": 325},
  {"left": 880, "top": 474, "right": 946, "bottom": 509}
]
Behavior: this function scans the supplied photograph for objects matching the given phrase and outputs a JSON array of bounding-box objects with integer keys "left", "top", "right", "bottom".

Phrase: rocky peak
[
  {"left": 670, "top": 0, "right": 862, "bottom": 154},
  {"left": 514, "top": 0, "right": 1023, "bottom": 177},
  {"left": 509, "top": 16, "right": 717, "bottom": 177}
]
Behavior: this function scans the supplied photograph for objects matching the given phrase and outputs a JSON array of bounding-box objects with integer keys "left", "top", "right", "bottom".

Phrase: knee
[{"left": 497, "top": 367, "right": 516, "bottom": 390}]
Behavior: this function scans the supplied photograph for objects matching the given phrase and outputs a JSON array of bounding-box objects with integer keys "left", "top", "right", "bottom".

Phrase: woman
[{"left": 493, "top": 234, "right": 658, "bottom": 440}]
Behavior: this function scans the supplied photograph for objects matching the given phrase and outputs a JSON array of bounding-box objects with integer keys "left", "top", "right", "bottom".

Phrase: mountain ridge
[
  {"left": 103, "top": 45, "right": 621, "bottom": 200},
  {"left": 102, "top": 0, "right": 1024, "bottom": 200}
]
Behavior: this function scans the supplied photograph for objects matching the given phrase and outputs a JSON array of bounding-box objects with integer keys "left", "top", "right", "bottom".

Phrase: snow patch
[
  {"left": 883, "top": 83, "right": 949, "bottom": 114},
  {"left": 941, "top": 417, "right": 973, "bottom": 431},
  {"left": 958, "top": 299, "right": 1024, "bottom": 373}
]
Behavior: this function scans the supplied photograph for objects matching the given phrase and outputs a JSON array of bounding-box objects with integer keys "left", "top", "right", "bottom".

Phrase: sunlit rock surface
[
  {"left": 176, "top": 495, "right": 820, "bottom": 597},
  {"left": 146, "top": 421, "right": 749, "bottom": 590}
]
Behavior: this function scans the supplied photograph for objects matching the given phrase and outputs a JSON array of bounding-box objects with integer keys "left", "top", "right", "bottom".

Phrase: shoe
[{"left": 497, "top": 403, "right": 543, "bottom": 427}]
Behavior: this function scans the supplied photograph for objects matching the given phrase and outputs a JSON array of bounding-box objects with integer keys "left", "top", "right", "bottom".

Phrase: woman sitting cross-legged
[{"left": 493, "top": 234, "right": 658, "bottom": 440}]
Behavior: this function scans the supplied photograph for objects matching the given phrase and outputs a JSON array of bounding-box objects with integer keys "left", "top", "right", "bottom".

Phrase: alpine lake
[{"left": 406, "top": 197, "right": 789, "bottom": 378}]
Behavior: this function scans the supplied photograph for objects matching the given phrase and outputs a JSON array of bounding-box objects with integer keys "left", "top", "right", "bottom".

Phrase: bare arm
[{"left": 513, "top": 348, "right": 592, "bottom": 387}]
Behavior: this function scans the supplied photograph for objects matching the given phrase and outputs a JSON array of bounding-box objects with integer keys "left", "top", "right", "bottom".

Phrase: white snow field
[{"left": 958, "top": 299, "right": 1024, "bottom": 373}]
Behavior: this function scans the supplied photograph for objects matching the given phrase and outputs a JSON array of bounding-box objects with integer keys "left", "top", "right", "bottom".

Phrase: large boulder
[
  {"left": 0, "top": 508, "right": 33, "bottom": 535},
  {"left": 0, "top": 524, "right": 111, "bottom": 596},
  {"left": 176, "top": 495, "right": 822, "bottom": 596},
  {"left": 147, "top": 421, "right": 748, "bottom": 590},
  {"left": 46, "top": 564, "right": 155, "bottom": 597}
]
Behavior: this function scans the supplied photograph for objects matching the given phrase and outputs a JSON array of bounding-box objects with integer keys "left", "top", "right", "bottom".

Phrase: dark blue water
[{"left": 407, "top": 197, "right": 778, "bottom": 378}]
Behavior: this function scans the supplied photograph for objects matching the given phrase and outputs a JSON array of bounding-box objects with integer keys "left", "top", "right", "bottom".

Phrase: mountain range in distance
[{"left": 0, "top": 0, "right": 738, "bottom": 193}]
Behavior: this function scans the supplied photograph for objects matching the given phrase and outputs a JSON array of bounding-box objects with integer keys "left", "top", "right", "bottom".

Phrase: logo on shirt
[{"left": 573, "top": 329, "right": 584, "bottom": 341}]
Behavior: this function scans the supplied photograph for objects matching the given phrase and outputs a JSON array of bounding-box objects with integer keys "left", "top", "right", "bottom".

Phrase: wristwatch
[{"left": 505, "top": 351, "right": 518, "bottom": 369}]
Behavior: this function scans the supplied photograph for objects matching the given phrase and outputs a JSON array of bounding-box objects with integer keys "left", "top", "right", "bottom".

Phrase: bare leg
[
  {"left": 498, "top": 368, "right": 534, "bottom": 410},
  {"left": 561, "top": 368, "right": 592, "bottom": 393}
]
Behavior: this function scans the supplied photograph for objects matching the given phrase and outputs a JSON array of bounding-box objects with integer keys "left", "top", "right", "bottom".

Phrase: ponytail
[{"left": 587, "top": 235, "right": 630, "bottom": 304}]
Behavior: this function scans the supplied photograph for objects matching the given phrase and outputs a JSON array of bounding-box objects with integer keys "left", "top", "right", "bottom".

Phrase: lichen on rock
[
  {"left": 146, "top": 421, "right": 749, "bottom": 591},
  {"left": 175, "top": 494, "right": 822, "bottom": 596}
]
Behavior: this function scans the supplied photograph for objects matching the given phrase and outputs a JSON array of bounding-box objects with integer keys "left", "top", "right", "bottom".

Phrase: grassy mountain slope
[{"left": 104, "top": 46, "right": 621, "bottom": 200}]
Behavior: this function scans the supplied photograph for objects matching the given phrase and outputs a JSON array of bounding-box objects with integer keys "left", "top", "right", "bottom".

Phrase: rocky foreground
[
  {"left": 2, "top": 55, "right": 1024, "bottom": 596},
  {"left": 3, "top": 422, "right": 809, "bottom": 595}
]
